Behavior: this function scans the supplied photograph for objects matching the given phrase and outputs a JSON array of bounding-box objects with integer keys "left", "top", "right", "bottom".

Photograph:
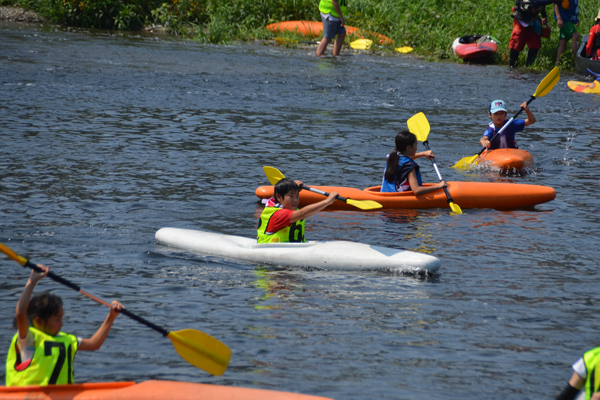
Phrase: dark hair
[
  {"left": 12, "top": 291, "right": 63, "bottom": 329},
  {"left": 384, "top": 131, "right": 417, "bottom": 183},
  {"left": 274, "top": 178, "right": 299, "bottom": 201}
]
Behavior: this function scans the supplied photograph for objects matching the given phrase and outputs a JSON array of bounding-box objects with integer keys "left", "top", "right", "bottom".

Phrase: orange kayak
[
  {"left": 0, "top": 380, "right": 334, "bottom": 400},
  {"left": 476, "top": 149, "right": 534, "bottom": 172},
  {"left": 266, "top": 20, "right": 393, "bottom": 45},
  {"left": 255, "top": 181, "right": 556, "bottom": 211}
]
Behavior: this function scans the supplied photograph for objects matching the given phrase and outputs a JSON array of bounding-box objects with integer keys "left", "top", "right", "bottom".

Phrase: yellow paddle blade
[
  {"left": 350, "top": 39, "right": 373, "bottom": 50},
  {"left": 449, "top": 202, "right": 463, "bottom": 214},
  {"left": 452, "top": 154, "right": 479, "bottom": 169},
  {"left": 263, "top": 166, "right": 286, "bottom": 185},
  {"left": 407, "top": 112, "right": 430, "bottom": 142},
  {"left": 346, "top": 199, "right": 382, "bottom": 210},
  {"left": 168, "top": 329, "right": 231, "bottom": 376},
  {"left": 0, "top": 242, "right": 28, "bottom": 265},
  {"left": 395, "top": 46, "right": 413, "bottom": 53},
  {"left": 533, "top": 66, "right": 560, "bottom": 98}
]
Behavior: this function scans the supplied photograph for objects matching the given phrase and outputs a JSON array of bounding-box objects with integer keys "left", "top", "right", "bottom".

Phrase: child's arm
[
  {"left": 331, "top": 0, "right": 345, "bottom": 26},
  {"left": 407, "top": 170, "right": 446, "bottom": 196},
  {"left": 521, "top": 101, "right": 536, "bottom": 126},
  {"left": 413, "top": 150, "right": 435, "bottom": 160},
  {"left": 480, "top": 136, "right": 491, "bottom": 148},
  {"left": 290, "top": 191, "right": 338, "bottom": 223},
  {"left": 78, "top": 301, "right": 122, "bottom": 351},
  {"left": 555, "top": 3, "right": 564, "bottom": 28},
  {"left": 16, "top": 266, "right": 49, "bottom": 339}
]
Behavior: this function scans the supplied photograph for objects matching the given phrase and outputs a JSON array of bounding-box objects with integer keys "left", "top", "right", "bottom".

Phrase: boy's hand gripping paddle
[
  {"left": 0, "top": 243, "right": 231, "bottom": 376},
  {"left": 407, "top": 113, "right": 463, "bottom": 215},
  {"left": 453, "top": 66, "right": 560, "bottom": 170},
  {"left": 262, "top": 166, "right": 382, "bottom": 210}
]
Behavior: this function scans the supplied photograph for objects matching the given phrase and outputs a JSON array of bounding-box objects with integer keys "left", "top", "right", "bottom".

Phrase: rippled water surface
[{"left": 1, "top": 21, "right": 600, "bottom": 399}]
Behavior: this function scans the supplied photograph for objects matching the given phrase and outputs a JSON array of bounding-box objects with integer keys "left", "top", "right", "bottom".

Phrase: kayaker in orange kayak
[
  {"left": 480, "top": 99, "right": 537, "bottom": 150},
  {"left": 381, "top": 131, "right": 446, "bottom": 195},
  {"left": 6, "top": 266, "right": 123, "bottom": 387},
  {"left": 257, "top": 178, "right": 337, "bottom": 243}
]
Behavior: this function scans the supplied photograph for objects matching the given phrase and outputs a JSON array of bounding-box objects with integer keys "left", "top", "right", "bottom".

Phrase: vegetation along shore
[{"left": 1, "top": 0, "right": 597, "bottom": 70}]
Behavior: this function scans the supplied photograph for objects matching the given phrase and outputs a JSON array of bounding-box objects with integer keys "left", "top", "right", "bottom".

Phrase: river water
[{"left": 1, "top": 21, "right": 599, "bottom": 399}]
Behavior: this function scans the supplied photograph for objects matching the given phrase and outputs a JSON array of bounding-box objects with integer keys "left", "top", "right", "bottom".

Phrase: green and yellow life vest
[
  {"left": 318, "top": 0, "right": 347, "bottom": 19},
  {"left": 6, "top": 327, "right": 79, "bottom": 387},
  {"left": 583, "top": 347, "right": 600, "bottom": 400},
  {"left": 257, "top": 206, "right": 305, "bottom": 243}
]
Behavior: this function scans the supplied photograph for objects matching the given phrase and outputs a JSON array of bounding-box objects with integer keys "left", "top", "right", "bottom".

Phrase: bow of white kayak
[{"left": 155, "top": 228, "right": 441, "bottom": 274}]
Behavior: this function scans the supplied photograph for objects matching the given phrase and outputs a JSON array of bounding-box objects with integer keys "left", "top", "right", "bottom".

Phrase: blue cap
[{"left": 489, "top": 100, "right": 507, "bottom": 114}]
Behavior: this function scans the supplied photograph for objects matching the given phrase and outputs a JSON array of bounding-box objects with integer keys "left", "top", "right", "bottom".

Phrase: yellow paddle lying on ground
[
  {"left": 0, "top": 242, "right": 231, "bottom": 376},
  {"left": 395, "top": 46, "right": 413, "bottom": 54},
  {"left": 453, "top": 66, "right": 560, "bottom": 170},
  {"left": 350, "top": 39, "right": 373, "bottom": 50},
  {"left": 407, "top": 112, "right": 463, "bottom": 214},
  {"left": 262, "top": 166, "right": 382, "bottom": 210}
]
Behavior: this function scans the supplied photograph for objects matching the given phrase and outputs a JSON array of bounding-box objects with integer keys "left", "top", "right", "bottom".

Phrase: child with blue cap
[{"left": 480, "top": 99, "right": 537, "bottom": 150}]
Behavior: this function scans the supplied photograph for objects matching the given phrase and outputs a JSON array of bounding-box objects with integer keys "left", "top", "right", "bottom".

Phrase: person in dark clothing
[{"left": 509, "top": 0, "right": 554, "bottom": 67}]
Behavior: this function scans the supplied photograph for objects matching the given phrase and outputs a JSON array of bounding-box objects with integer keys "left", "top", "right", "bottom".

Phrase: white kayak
[{"left": 155, "top": 228, "right": 441, "bottom": 274}]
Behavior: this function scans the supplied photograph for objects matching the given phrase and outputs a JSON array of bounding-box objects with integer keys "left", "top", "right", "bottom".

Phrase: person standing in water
[{"left": 316, "top": 0, "right": 347, "bottom": 57}]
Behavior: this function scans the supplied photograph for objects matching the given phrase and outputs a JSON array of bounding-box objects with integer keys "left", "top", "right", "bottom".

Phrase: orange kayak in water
[
  {"left": 255, "top": 182, "right": 556, "bottom": 211},
  {"left": 0, "top": 380, "right": 334, "bottom": 400},
  {"left": 476, "top": 149, "right": 534, "bottom": 172},
  {"left": 266, "top": 20, "right": 393, "bottom": 45}
]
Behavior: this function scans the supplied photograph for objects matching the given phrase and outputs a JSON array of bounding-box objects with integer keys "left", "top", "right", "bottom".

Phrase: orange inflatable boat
[
  {"left": 0, "top": 380, "right": 334, "bottom": 400},
  {"left": 255, "top": 181, "right": 556, "bottom": 211},
  {"left": 266, "top": 20, "right": 393, "bottom": 45},
  {"left": 476, "top": 149, "right": 534, "bottom": 172}
]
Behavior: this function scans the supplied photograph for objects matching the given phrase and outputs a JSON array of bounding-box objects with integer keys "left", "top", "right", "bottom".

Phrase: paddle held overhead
[{"left": 0, "top": 243, "right": 231, "bottom": 376}]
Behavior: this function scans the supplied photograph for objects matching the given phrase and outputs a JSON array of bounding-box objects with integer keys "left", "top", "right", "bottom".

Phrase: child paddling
[
  {"left": 6, "top": 265, "right": 122, "bottom": 387},
  {"left": 381, "top": 130, "right": 446, "bottom": 195},
  {"left": 257, "top": 178, "right": 337, "bottom": 243}
]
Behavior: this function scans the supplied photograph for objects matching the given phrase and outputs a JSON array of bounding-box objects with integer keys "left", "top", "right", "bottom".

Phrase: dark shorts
[
  {"left": 321, "top": 16, "right": 346, "bottom": 39},
  {"left": 559, "top": 21, "right": 578, "bottom": 40},
  {"left": 509, "top": 19, "right": 542, "bottom": 51}
]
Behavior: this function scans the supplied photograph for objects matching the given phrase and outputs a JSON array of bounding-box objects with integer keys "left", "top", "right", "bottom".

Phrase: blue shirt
[
  {"left": 483, "top": 119, "right": 525, "bottom": 150},
  {"left": 554, "top": 0, "right": 578, "bottom": 24},
  {"left": 381, "top": 155, "right": 423, "bottom": 192}
]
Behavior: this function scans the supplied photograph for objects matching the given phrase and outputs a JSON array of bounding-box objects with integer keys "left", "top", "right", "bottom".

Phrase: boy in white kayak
[
  {"left": 480, "top": 99, "right": 537, "bottom": 150},
  {"left": 6, "top": 265, "right": 122, "bottom": 387},
  {"left": 257, "top": 178, "right": 337, "bottom": 243}
]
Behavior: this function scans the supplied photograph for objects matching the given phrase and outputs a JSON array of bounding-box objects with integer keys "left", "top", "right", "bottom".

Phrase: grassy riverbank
[{"left": 1, "top": 0, "right": 597, "bottom": 70}]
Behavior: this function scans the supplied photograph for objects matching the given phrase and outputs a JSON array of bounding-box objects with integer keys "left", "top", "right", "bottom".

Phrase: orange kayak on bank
[
  {"left": 476, "top": 149, "right": 534, "bottom": 172},
  {"left": 0, "top": 380, "right": 334, "bottom": 400},
  {"left": 255, "top": 182, "right": 556, "bottom": 211},
  {"left": 266, "top": 20, "right": 393, "bottom": 45}
]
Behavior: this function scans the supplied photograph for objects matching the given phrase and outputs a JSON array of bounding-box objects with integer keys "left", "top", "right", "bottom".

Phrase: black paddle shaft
[
  {"left": 23, "top": 259, "right": 170, "bottom": 337},
  {"left": 423, "top": 141, "right": 455, "bottom": 205},
  {"left": 478, "top": 95, "right": 536, "bottom": 156},
  {"left": 299, "top": 184, "right": 349, "bottom": 205}
]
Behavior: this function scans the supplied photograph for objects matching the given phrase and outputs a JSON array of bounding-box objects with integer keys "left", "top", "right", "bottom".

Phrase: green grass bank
[{"left": 1, "top": 0, "right": 598, "bottom": 70}]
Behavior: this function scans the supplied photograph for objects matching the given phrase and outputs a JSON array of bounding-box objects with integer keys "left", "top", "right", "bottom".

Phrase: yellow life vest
[
  {"left": 257, "top": 206, "right": 305, "bottom": 243},
  {"left": 6, "top": 327, "right": 79, "bottom": 387},
  {"left": 318, "top": 0, "right": 347, "bottom": 19},
  {"left": 583, "top": 347, "right": 600, "bottom": 400}
]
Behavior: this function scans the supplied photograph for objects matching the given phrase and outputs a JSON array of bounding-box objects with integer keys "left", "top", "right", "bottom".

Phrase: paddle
[
  {"left": 453, "top": 66, "right": 560, "bottom": 169},
  {"left": 0, "top": 242, "right": 231, "bottom": 376},
  {"left": 476, "top": 34, "right": 489, "bottom": 46},
  {"left": 262, "top": 166, "right": 382, "bottom": 210},
  {"left": 407, "top": 113, "right": 463, "bottom": 214},
  {"left": 350, "top": 39, "right": 373, "bottom": 50},
  {"left": 395, "top": 46, "right": 413, "bottom": 54}
]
